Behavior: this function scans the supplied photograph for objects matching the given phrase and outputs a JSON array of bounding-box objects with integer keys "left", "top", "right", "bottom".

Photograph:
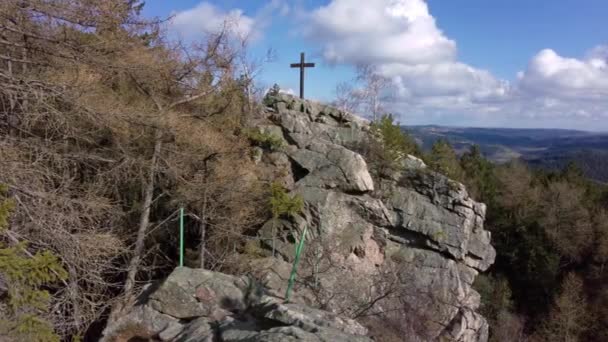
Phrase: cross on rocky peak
[{"left": 290, "top": 52, "right": 315, "bottom": 99}]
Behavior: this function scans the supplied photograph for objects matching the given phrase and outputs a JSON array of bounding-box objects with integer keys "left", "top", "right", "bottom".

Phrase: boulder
[
  {"left": 287, "top": 141, "right": 374, "bottom": 192},
  {"left": 102, "top": 268, "right": 372, "bottom": 342}
]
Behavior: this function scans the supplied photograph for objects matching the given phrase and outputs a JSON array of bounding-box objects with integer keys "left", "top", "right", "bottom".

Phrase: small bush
[
  {"left": 371, "top": 114, "right": 420, "bottom": 161},
  {"left": 242, "top": 240, "right": 268, "bottom": 259},
  {"left": 269, "top": 182, "right": 303, "bottom": 219},
  {"left": 263, "top": 84, "right": 282, "bottom": 107},
  {"left": 245, "top": 129, "right": 284, "bottom": 151}
]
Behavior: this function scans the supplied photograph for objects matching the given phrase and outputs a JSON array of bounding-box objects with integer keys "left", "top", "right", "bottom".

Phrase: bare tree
[
  {"left": 534, "top": 273, "right": 591, "bottom": 342},
  {"left": 331, "top": 65, "right": 392, "bottom": 121},
  {"left": 0, "top": 1, "right": 267, "bottom": 338},
  {"left": 333, "top": 81, "right": 358, "bottom": 113},
  {"left": 355, "top": 64, "right": 392, "bottom": 121}
]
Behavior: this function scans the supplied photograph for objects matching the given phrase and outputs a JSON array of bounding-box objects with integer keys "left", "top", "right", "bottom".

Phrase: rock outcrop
[
  {"left": 252, "top": 93, "right": 496, "bottom": 341},
  {"left": 102, "top": 267, "right": 371, "bottom": 342},
  {"left": 103, "top": 93, "right": 496, "bottom": 342}
]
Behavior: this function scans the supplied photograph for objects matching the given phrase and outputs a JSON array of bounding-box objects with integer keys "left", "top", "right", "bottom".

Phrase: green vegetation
[
  {"left": 359, "top": 113, "right": 421, "bottom": 178},
  {"left": 0, "top": 186, "right": 67, "bottom": 342},
  {"left": 263, "top": 84, "right": 282, "bottom": 107},
  {"left": 269, "top": 182, "right": 304, "bottom": 257},
  {"left": 269, "top": 182, "right": 304, "bottom": 220},
  {"left": 245, "top": 129, "right": 284, "bottom": 151},
  {"left": 425, "top": 139, "right": 465, "bottom": 181},
  {"left": 371, "top": 114, "right": 420, "bottom": 164}
]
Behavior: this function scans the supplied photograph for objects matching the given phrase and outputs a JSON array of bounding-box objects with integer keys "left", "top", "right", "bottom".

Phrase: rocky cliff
[
  {"left": 103, "top": 93, "right": 495, "bottom": 342},
  {"left": 251, "top": 93, "right": 495, "bottom": 341}
]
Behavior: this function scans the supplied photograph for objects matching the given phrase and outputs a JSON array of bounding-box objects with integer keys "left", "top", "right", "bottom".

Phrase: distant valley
[{"left": 405, "top": 125, "right": 608, "bottom": 183}]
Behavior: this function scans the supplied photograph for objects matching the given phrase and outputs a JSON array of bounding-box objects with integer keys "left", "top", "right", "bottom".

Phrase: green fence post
[
  {"left": 285, "top": 226, "right": 307, "bottom": 302},
  {"left": 179, "top": 207, "right": 184, "bottom": 267}
]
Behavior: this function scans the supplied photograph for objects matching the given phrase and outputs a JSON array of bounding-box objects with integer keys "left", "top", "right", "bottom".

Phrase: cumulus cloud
[
  {"left": 171, "top": 2, "right": 257, "bottom": 40},
  {"left": 304, "top": 0, "right": 509, "bottom": 109},
  {"left": 303, "top": 0, "right": 608, "bottom": 129},
  {"left": 306, "top": 0, "right": 455, "bottom": 65},
  {"left": 517, "top": 47, "right": 608, "bottom": 100},
  {"left": 170, "top": 1, "right": 291, "bottom": 42}
]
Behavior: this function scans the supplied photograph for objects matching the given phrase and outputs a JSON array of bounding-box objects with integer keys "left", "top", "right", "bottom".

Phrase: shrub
[
  {"left": 358, "top": 114, "right": 420, "bottom": 178},
  {"left": 268, "top": 182, "right": 303, "bottom": 257},
  {"left": 269, "top": 182, "right": 303, "bottom": 219},
  {"left": 245, "top": 129, "right": 284, "bottom": 151}
]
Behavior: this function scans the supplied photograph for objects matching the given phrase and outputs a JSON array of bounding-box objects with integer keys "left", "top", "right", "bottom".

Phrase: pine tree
[
  {"left": 363, "top": 113, "right": 421, "bottom": 178},
  {"left": 0, "top": 185, "right": 67, "bottom": 342},
  {"left": 460, "top": 145, "right": 498, "bottom": 202},
  {"left": 426, "top": 139, "right": 464, "bottom": 181}
]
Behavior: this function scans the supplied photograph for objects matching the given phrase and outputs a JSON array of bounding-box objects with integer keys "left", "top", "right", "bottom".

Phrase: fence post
[
  {"left": 285, "top": 226, "right": 307, "bottom": 302},
  {"left": 179, "top": 207, "right": 184, "bottom": 267}
]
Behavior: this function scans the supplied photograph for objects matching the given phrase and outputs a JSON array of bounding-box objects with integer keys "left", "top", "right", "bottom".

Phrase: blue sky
[{"left": 142, "top": 0, "right": 608, "bottom": 131}]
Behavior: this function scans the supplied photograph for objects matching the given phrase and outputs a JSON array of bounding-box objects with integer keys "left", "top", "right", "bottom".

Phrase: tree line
[
  {"left": 426, "top": 140, "right": 608, "bottom": 341},
  {"left": 357, "top": 113, "right": 608, "bottom": 341}
]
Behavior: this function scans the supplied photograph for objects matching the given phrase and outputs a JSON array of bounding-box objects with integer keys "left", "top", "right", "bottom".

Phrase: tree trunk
[
  {"left": 112, "top": 129, "right": 162, "bottom": 319},
  {"left": 68, "top": 265, "right": 82, "bottom": 329}
]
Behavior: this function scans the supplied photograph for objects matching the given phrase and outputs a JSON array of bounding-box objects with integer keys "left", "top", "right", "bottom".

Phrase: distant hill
[{"left": 405, "top": 125, "right": 608, "bottom": 182}]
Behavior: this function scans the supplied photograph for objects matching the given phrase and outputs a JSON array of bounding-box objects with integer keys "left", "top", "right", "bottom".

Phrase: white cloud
[
  {"left": 306, "top": 0, "right": 455, "bottom": 65},
  {"left": 171, "top": 2, "right": 258, "bottom": 41},
  {"left": 587, "top": 45, "right": 608, "bottom": 60},
  {"left": 517, "top": 47, "right": 608, "bottom": 100},
  {"left": 265, "top": 0, "right": 290, "bottom": 17},
  {"left": 263, "top": 86, "right": 295, "bottom": 96},
  {"left": 304, "top": 0, "right": 509, "bottom": 110},
  {"left": 279, "top": 88, "right": 295, "bottom": 96},
  {"left": 303, "top": 0, "right": 608, "bottom": 129},
  {"left": 170, "top": 1, "right": 291, "bottom": 42}
]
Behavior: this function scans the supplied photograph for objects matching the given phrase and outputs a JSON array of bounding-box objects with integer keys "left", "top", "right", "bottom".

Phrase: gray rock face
[
  {"left": 104, "top": 93, "right": 496, "bottom": 342},
  {"left": 252, "top": 93, "right": 496, "bottom": 342},
  {"left": 102, "top": 267, "right": 371, "bottom": 342}
]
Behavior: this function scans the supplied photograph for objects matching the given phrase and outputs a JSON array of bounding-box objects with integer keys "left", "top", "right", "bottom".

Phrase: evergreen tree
[
  {"left": 371, "top": 114, "right": 420, "bottom": 160},
  {"left": 0, "top": 185, "right": 67, "bottom": 342},
  {"left": 460, "top": 145, "right": 498, "bottom": 202},
  {"left": 364, "top": 113, "right": 420, "bottom": 177},
  {"left": 426, "top": 139, "right": 464, "bottom": 181}
]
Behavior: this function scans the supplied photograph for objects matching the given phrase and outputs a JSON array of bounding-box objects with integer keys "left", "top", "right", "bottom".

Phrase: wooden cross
[{"left": 290, "top": 52, "right": 315, "bottom": 99}]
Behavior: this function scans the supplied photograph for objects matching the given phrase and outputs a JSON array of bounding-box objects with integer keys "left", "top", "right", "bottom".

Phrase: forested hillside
[
  {"left": 425, "top": 142, "right": 608, "bottom": 341},
  {"left": 407, "top": 125, "right": 608, "bottom": 182}
]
